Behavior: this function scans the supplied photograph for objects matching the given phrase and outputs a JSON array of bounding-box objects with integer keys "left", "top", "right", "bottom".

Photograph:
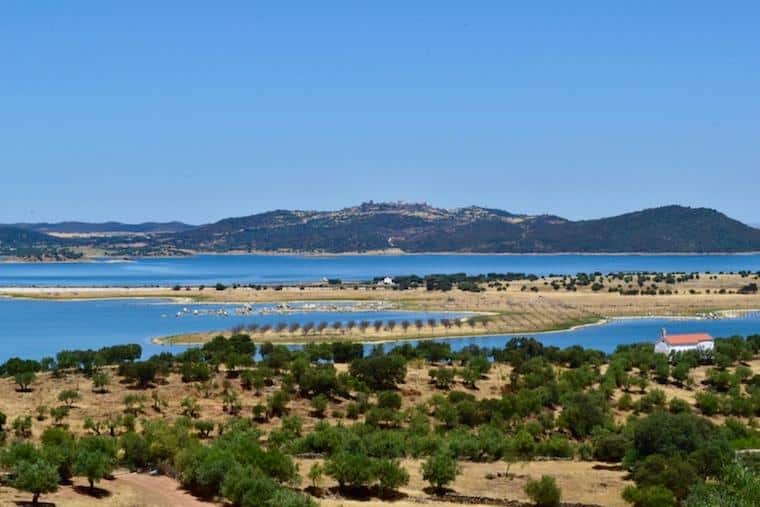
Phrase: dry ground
[
  {"left": 0, "top": 360, "right": 756, "bottom": 442},
  {"left": 0, "top": 461, "right": 626, "bottom": 507},
  {"left": 307, "top": 458, "right": 630, "bottom": 507},
  {"left": 0, "top": 356, "right": 757, "bottom": 506},
  {"left": 0, "top": 363, "right": 518, "bottom": 442},
  {"left": 0, "top": 473, "right": 215, "bottom": 507}
]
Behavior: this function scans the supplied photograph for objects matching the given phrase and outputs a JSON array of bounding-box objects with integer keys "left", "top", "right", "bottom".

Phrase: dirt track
[
  {"left": 114, "top": 473, "right": 214, "bottom": 507},
  {"left": 0, "top": 474, "right": 217, "bottom": 507}
]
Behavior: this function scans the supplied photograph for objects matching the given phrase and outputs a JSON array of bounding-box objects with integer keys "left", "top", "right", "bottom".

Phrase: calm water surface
[
  {"left": 1, "top": 298, "right": 758, "bottom": 361},
  {"left": 0, "top": 298, "right": 460, "bottom": 361},
  {"left": 2, "top": 254, "right": 760, "bottom": 287},
  {"left": 382, "top": 313, "right": 760, "bottom": 355}
]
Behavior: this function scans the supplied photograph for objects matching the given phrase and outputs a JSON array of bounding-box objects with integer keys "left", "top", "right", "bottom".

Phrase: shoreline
[
  {"left": 4, "top": 249, "right": 760, "bottom": 265},
  {"left": 152, "top": 309, "right": 760, "bottom": 347},
  {"left": 167, "top": 250, "right": 760, "bottom": 257},
  {"left": 3, "top": 275, "right": 759, "bottom": 349}
]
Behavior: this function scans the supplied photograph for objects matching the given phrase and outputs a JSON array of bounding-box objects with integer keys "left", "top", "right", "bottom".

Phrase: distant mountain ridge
[
  {"left": 167, "top": 203, "right": 760, "bottom": 254},
  {"left": 0, "top": 225, "right": 57, "bottom": 248},
  {"left": 8, "top": 221, "right": 195, "bottom": 234},
  {"left": 3, "top": 203, "right": 760, "bottom": 255}
]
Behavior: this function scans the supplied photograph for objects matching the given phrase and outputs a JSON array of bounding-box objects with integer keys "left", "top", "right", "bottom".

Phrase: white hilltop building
[{"left": 654, "top": 329, "right": 714, "bottom": 355}]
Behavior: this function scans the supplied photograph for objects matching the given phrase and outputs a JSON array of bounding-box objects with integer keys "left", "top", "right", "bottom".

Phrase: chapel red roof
[{"left": 663, "top": 333, "right": 713, "bottom": 345}]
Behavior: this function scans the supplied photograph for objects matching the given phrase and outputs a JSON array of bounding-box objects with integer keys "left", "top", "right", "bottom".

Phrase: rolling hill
[
  {"left": 0, "top": 226, "right": 58, "bottom": 249},
  {"left": 9, "top": 221, "right": 195, "bottom": 234},
  {"left": 165, "top": 203, "right": 760, "bottom": 254},
  {"left": 4, "top": 204, "right": 760, "bottom": 255}
]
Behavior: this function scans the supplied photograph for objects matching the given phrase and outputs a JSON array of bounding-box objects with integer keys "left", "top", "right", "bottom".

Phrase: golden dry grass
[
  {"left": 1, "top": 358, "right": 757, "bottom": 443},
  {"left": 309, "top": 458, "right": 631, "bottom": 507},
  {"left": 0, "top": 473, "right": 217, "bottom": 507},
  {"left": 0, "top": 356, "right": 756, "bottom": 506}
]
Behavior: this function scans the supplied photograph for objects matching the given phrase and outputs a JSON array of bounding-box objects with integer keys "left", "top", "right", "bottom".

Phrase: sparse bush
[{"left": 524, "top": 475, "right": 562, "bottom": 507}]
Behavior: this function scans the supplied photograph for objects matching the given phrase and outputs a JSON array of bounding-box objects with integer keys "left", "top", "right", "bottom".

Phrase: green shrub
[
  {"left": 325, "top": 451, "right": 375, "bottom": 489},
  {"left": 429, "top": 368, "right": 456, "bottom": 389},
  {"left": 194, "top": 420, "right": 215, "bottom": 438},
  {"left": 592, "top": 431, "right": 628, "bottom": 462},
  {"left": 12, "top": 458, "right": 59, "bottom": 505},
  {"left": 633, "top": 454, "right": 699, "bottom": 501},
  {"left": 58, "top": 389, "right": 81, "bottom": 406},
  {"left": 310, "top": 395, "right": 328, "bottom": 418},
  {"left": 622, "top": 485, "right": 675, "bottom": 507},
  {"left": 74, "top": 436, "right": 117, "bottom": 491},
  {"left": 15, "top": 371, "right": 36, "bottom": 392},
  {"left": 617, "top": 393, "right": 634, "bottom": 411},
  {"left": 536, "top": 435, "right": 575, "bottom": 458},
  {"left": 119, "top": 432, "right": 150, "bottom": 470},
  {"left": 345, "top": 402, "right": 360, "bottom": 419},
  {"left": 421, "top": 451, "right": 460, "bottom": 492},
  {"left": 668, "top": 398, "right": 691, "bottom": 414},
  {"left": 695, "top": 392, "right": 721, "bottom": 416},
  {"left": 524, "top": 475, "right": 562, "bottom": 507},
  {"left": 374, "top": 458, "right": 410, "bottom": 492},
  {"left": 558, "top": 391, "right": 610, "bottom": 438},
  {"left": 40, "top": 426, "right": 77, "bottom": 480},
  {"left": 349, "top": 355, "right": 407, "bottom": 391}
]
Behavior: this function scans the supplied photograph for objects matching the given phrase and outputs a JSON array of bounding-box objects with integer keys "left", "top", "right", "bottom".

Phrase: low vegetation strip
[{"left": 154, "top": 314, "right": 603, "bottom": 346}]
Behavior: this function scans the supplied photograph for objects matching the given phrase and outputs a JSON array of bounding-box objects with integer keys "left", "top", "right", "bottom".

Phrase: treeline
[
  {"left": 373, "top": 272, "right": 538, "bottom": 292},
  {"left": 169, "top": 270, "right": 759, "bottom": 295},
  {"left": 0, "top": 344, "right": 142, "bottom": 377},
  {"left": 364, "top": 270, "right": 760, "bottom": 295},
  {"left": 229, "top": 316, "right": 476, "bottom": 338},
  {"left": 1, "top": 334, "right": 760, "bottom": 506},
  {"left": 1, "top": 247, "right": 83, "bottom": 261}
]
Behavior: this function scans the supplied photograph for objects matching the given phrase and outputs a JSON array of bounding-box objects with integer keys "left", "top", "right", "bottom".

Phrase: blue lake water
[
  {"left": 0, "top": 298, "right": 461, "bottom": 361},
  {"left": 2, "top": 253, "right": 760, "bottom": 287},
  {"left": 381, "top": 313, "right": 760, "bottom": 356},
  {"left": 1, "top": 298, "right": 759, "bottom": 362}
]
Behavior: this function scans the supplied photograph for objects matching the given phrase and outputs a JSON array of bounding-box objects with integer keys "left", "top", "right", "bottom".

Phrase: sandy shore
[{"left": 3, "top": 272, "right": 759, "bottom": 345}]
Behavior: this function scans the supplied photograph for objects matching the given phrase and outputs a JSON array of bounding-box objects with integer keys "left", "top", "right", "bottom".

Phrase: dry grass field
[
  {"left": 1, "top": 354, "right": 757, "bottom": 506},
  {"left": 306, "top": 458, "right": 631, "bottom": 507}
]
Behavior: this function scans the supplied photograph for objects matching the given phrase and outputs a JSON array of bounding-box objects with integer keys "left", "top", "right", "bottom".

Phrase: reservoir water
[
  {"left": 0, "top": 297, "right": 758, "bottom": 362},
  {"left": 2, "top": 253, "right": 760, "bottom": 287},
  {"left": 0, "top": 298, "right": 460, "bottom": 361},
  {"left": 382, "top": 313, "right": 760, "bottom": 356}
]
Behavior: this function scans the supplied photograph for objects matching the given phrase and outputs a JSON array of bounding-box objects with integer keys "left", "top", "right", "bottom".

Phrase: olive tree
[
  {"left": 421, "top": 451, "right": 460, "bottom": 493},
  {"left": 12, "top": 458, "right": 59, "bottom": 505}
]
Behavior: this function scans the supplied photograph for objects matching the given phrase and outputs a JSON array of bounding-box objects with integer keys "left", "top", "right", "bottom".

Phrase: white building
[
  {"left": 377, "top": 276, "right": 394, "bottom": 286},
  {"left": 654, "top": 329, "right": 714, "bottom": 355}
]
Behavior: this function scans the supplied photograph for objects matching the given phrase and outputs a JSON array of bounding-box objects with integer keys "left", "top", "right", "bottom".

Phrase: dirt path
[{"left": 113, "top": 473, "right": 215, "bottom": 507}]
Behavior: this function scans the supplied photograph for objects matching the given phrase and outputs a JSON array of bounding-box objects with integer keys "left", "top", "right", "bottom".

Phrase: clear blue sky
[{"left": 2, "top": 1, "right": 759, "bottom": 225}]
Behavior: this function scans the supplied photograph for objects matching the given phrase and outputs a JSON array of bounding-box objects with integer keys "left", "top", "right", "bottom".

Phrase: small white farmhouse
[{"left": 654, "top": 329, "right": 714, "bottom": 355}]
